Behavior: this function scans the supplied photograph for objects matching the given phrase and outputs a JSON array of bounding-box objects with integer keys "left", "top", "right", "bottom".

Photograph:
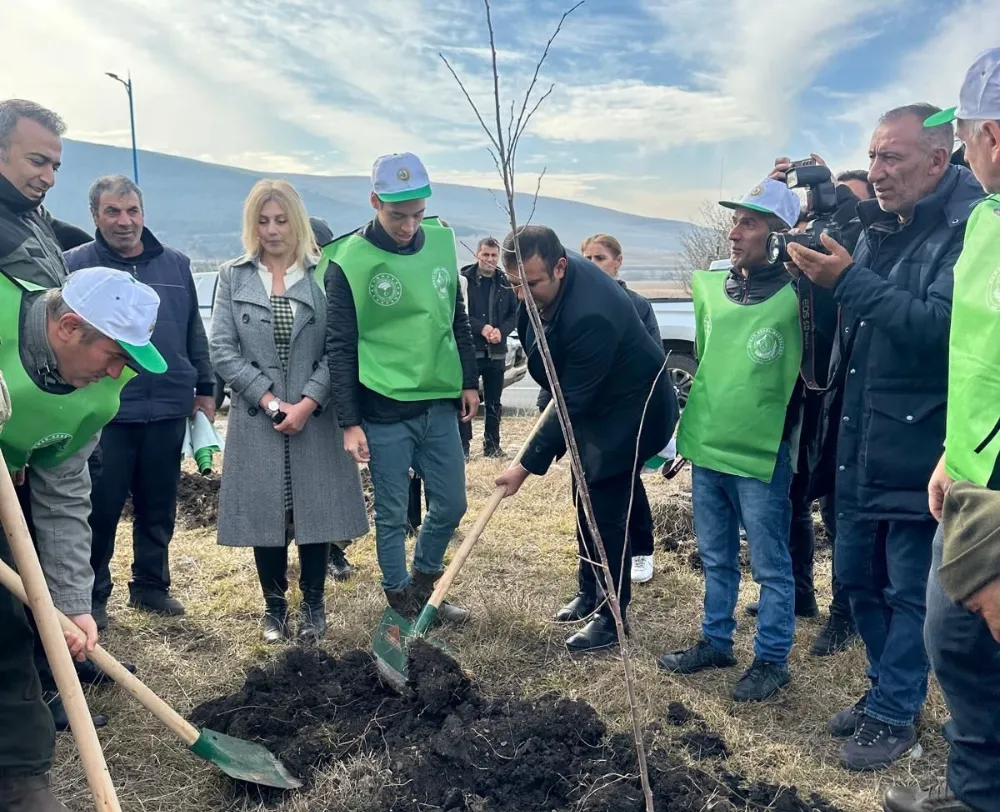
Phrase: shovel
[
  {"left": 0, "top": 457, "right": 123, "bottom": 811},
  {"left": 374, "top": 402, "right": 553, "bottom": 691},
  {"left": 0, "top": 558, "right": 303, "bottom": 791}
]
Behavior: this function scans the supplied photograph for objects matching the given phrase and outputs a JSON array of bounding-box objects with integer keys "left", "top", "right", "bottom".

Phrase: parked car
[{"left": 194, "top": 270, "right": 527, "bottom": 408}]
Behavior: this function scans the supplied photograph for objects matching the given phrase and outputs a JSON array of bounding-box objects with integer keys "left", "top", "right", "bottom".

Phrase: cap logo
[
  {"left": 749, "top": 185, "right": 763, "bottom": 197},
  {"left": 397, "top": 168, "right": 411, "bottom": 182}
]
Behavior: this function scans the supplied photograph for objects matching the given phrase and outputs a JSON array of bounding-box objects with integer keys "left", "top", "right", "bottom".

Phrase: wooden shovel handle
[
  {"left": 0, "top": 557, "right": 201, "bottom": 747},
  {"left": 0, "top": 455, "right": 123, "bottom": 811},
  {"left": 427, "top": 402, "right": 553, "bottom": 610}
]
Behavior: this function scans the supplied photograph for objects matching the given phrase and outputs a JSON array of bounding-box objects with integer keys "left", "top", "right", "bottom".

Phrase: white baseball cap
[
  {"left": 62, "top": 267, "right": 167, "bottom": 374},
  {"left": 719, "top": 178, "right": 801, "bottom": 229},
  {"left": 372, "top": 152, "right": 432, "bottom": 202},
  {"left": 925, "top": 47, "right": 1000, "bottom": 127}
]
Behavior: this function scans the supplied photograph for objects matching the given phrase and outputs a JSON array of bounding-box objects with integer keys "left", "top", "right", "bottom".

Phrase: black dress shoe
[
  {"left": 566, "top": 614, "right": 628, "bottom": 653},
  {"left": 327, "top": 545, "right": 354, "bottom": 581},
  {"left": 554, "top": 592, "right": 597, "bottom": 622},
  {"left": 43, "top": 691, "right": 108, "bottom": 732},
  {"left": 76, "top": 657, "right": 137, "bottom": 687},
  {"left": 128, "top": 588, "right": 185, "bottom": 616}
]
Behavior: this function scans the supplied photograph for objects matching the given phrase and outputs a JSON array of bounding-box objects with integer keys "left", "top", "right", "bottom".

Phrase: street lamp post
[{"left": 105, "top": 71, "right": 139, "bottom": 184}]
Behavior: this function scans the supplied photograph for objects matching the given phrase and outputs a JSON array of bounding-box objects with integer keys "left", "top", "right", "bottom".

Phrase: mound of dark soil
[
  {"left": 122, "top": 472, "right": 219, "bottom": 530},
  {"left": 191, "top": 645, "right": 843, "bottom": 812}
]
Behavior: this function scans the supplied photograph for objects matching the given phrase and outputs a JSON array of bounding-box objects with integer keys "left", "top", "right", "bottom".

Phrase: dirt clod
[
  {"left": 122, "top": 471, "right": 220, "bottom": 530},
  {"left": 191, "top": 645, "right": 844, "bottom": 812}
]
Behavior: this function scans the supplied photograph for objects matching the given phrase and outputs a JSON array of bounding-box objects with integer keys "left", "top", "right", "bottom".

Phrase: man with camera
[
  {"left": 658, "top": 178, "right": 840, "bottom": 701},
  {"left": 883, "top": 48, "right": 1000, "bottom": 812},
  {"left": 787, "top": 103, "right": 984, "bottom": 772}
]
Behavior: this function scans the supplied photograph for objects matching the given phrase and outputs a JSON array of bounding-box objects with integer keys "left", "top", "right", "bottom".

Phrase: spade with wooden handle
[
  {"left": 0, "top": 454, "right": 122, "bottom": 811},
  {"left": 0, "top": 556, "right": 303, "bottom": 791}
]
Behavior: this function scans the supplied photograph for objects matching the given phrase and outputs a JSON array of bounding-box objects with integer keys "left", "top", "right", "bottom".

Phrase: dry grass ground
[{"left": 51, "top": 413, "right": 945, "bottom": 811}]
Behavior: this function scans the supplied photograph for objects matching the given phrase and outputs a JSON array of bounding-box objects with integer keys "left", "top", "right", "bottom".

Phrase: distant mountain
[{"left": 45, "top": 140, "right": 690, "bottom": 274}]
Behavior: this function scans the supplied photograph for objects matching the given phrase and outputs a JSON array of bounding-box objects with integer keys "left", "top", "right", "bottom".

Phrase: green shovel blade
[
  {"left": 372, "top": 603, "right": 446, "bottom": 693},
  {"left": 190, "top": 728, "right": 303, "bottom": 790}
]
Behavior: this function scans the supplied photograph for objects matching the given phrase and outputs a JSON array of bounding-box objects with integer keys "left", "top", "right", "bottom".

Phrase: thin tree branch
[
  {"left": 443, "top": 3, "right": 655, "bottom": 810},
  {"left": 439, "top": 53, "right": 502, "bottom": 156},
  {"left": 526, "top": 168, "right": 547, "bottom": 227}
]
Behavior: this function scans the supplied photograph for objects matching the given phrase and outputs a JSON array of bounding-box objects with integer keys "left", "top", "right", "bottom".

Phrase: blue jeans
[
  {"left": 926, "top": 527, "right": 1000, "bottom": 811},
  {"left": 364, "top": 402, "right": 468, "bottom": 591},
  {"left": 692, "top": 443, "right": 795, "bottom": 664},
  {"left": 836, "top": 517, "right": 934, "bottom": 726}
]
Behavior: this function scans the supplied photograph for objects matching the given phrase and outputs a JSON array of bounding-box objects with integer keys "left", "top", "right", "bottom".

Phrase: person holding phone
[{"left": 210, "top": 179, "right": 368, "bottom": 644}]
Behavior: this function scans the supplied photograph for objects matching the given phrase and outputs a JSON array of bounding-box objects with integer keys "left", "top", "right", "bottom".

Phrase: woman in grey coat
[{"left": 210, "top": 179, "right": 368, "bottom": 642}]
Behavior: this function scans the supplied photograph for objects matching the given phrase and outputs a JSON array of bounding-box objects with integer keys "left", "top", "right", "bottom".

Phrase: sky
[{"left": 2, "top": 0, "right": 999, "bottom": 223}]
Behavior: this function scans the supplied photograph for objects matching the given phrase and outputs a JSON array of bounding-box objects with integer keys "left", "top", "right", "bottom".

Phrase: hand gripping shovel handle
[
  {"left": 417, "top": 402, "right": 554, "bottom": 629},
  {"left": 0, "top": 456, "right": 123, "bottom": 812},
  {"left": 0, "top": 557, "right": 201, "bottom": 748}
]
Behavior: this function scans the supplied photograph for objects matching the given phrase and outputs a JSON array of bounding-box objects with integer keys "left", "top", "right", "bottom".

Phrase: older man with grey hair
[
  {"left": 65, "top": 174, "right": 214, "bottom": 627},
  {"left": 788, "top": 102, "right": 984, "bottom": 772},
  {"left": 0, "top": 98, "right": 117, "bottom": 735}
]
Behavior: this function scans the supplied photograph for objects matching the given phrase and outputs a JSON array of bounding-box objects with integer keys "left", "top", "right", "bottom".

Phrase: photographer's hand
[
  {"left": 787, "top": 233, "right": 852, "bottom": 289},
  {"left": 769, "top": 153, "right": 828, "bottom": 183}
]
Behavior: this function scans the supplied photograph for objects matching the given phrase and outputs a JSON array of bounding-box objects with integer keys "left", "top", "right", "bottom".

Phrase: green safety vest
[
  {"left": 945, "top": 194, "right": 1000, "bottom": 485},
  {"left": 316, "top": 219, "right": 463, "bottom": 401},
  {"left": 0, "top": 274, "right": 134, "bottom": 471},
  {"left": 677, "top": 269, "right": 802, "bottom": 482}
]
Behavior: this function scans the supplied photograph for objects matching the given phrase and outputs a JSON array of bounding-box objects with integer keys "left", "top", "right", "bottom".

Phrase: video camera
[{"left": 766, "top": 159, "right": 842, "bottom": 264}]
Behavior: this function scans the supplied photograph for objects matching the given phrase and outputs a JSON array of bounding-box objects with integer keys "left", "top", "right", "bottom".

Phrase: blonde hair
[
  {"left": 240, "top": 179, "right": 319, "bottom": 265},
  {"left": 580, "top": 233, "right": 622, "bottom": 259}
]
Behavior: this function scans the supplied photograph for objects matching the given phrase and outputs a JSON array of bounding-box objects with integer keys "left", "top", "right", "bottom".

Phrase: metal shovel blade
[
  {"left": 372, "top": 605, "right": 413, "bottom": 693},
  {"left": 190, "top": 729, "right": 303, "bottom": 790}
]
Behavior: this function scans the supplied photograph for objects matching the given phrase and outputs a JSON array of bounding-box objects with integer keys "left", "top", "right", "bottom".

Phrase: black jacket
[
  {"left": 520, "top": 255, "right": 678, "bottom": 484},
  {"left": 536, "top": 277, "right": 661, "bottom": 411},
  {"left": 460, "top": 263, "right": 518, "bottom": 361},
  {"left": 325, "top": 219, "right": 478, "bottom": 426},
  {"left": 64, "top": 228, "right": 214, "bottom": 422},
  {"left": 831, "top": 165, "right": 984, "bottom": 520}
]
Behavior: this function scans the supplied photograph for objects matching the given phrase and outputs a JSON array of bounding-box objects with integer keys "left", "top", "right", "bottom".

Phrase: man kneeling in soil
[
  {"left": 495, "top": 226, "right": 678, "bottom": 653},
  {"left": 0, "top": 266, "right": 165, "bottom": 811}
]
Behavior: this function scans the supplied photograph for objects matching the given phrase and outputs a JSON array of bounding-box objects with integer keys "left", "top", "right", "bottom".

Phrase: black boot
[
  {"left": 385, "top": 585, "right": 419, "bottom": 620},
  {"left": 262, "top": 597, "right": 290, "bottom": 643},
  {"left": 43, "top": 691, "right": 108, "bottom": 732},
  {"left": 566, "top": 612, "right": 628, "bottom": 653},
  {"left": 298, "top": 544, "right": 329, "bottom": 642},
  {"left": 254, "top": 546, "right": 290, "bottom": 644},
  {"left": 327, "top": 543, "right": 354, "bottom": 581},
  {"left": 555, "top": 591, "right": 597, "bottom": 622},
  {"left": 411, "top": 570, "right": 470, "bottom": 625}
]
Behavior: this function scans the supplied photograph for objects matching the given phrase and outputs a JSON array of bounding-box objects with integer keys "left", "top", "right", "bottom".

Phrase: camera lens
[{"left": 766, "top": 232, "right": 786, "bottom": 265}]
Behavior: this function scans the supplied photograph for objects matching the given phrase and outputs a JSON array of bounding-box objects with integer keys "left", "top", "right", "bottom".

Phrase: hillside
[{"left": 44, "top": 140, "right": 690, "bottom": 275}]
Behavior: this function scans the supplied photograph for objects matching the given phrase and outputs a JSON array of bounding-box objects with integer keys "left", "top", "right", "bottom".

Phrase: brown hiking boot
[{"left": 410, "top": 570, "right": 470, "bottom": 625}]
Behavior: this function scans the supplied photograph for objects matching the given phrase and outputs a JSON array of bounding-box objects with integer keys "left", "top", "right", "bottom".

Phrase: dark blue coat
[
  {"left": 519, "top": 254, "right": 677, "bottom": 485},
  {"left": 831, "top": 165, "right": 984, "bottom": 521},
  {"left": 64, "top": 228, "right": 214, "bottom": 423}
]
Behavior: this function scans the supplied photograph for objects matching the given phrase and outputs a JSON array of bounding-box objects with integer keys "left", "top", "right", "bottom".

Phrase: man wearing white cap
[
  {"left": 883, "top": 47, "right": 1000, "bottom": 812},
  {"left": 0, "top": 265, "right": 163, "bottom": 811},
  {"left": 658, "top": 179, "right": 812, "bottom": 701},
  {"left": 321, "top": 153, "right": 478, "bottom": 622}
]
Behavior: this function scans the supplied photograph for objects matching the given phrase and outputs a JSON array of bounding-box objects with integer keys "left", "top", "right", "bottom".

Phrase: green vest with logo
[
  {"left": 317, "top": 219, "right": 463, "bottom": 401},
  {"left": 945, "top": 194, "right": 1000, "bottom": 486},
  {"left": 0, "top": 274, "right": 134, "bottom": 471},
  {"left": 677, "top": 269, "right": 802, "bottom": 482}
]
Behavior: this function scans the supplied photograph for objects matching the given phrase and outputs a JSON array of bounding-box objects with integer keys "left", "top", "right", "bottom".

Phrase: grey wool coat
[{"left": 209, "top": 256, "right": 369, "bottom": 547}]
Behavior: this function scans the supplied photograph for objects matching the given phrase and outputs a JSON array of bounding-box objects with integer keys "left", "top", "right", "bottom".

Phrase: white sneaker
[{"left": 631, "top": 555, "right": 654, "bottom": 583}]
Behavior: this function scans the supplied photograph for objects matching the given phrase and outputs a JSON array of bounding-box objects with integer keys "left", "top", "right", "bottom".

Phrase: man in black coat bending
[{"left": 495, "top": 226, "right": 678, "bottom": 653}]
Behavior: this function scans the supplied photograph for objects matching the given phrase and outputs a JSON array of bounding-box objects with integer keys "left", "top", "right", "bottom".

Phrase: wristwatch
[{"left": 265, "top": 398, "right": 281, "bottom": 418}]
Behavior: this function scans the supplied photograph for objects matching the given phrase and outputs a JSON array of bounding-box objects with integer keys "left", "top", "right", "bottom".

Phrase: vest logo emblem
[
  {"left": 369, "top": 273, "right": 402, "bottom": 306},
  {"left": 988, "top": 267, "right": 1000, "bottom": 312},
  {"left": 703, "top": 315, "right": 712, "bottom": 342},
  {"left": 431, "top": 267, "right": 450, "bottom": 299},
  {"left": 747, "top": 327, "right": 785, "bottom": 364}
]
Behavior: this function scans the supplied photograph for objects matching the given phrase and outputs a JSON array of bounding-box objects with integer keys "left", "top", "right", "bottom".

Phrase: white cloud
[{"left": 830, "top": 0, "right": 1000, "bottom": 167}]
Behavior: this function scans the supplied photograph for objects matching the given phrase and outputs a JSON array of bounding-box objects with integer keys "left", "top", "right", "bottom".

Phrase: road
[{"left": 501, "top": 377, "right": 542, "bottom": 414}]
